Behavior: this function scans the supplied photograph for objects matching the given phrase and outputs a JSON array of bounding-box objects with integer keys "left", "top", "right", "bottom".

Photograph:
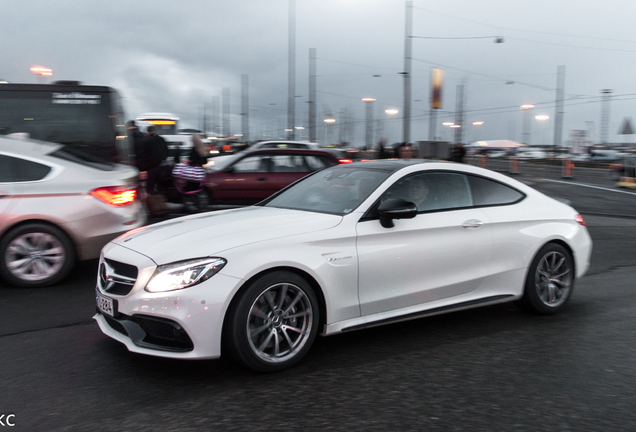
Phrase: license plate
[{"left": 96, "top": 290, "right": 115, "bottom": 317}]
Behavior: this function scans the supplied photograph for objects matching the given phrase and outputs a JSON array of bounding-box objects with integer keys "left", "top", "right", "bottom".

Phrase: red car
[{"left": 205, "top": 148, "right": 341, "bottom": 204}]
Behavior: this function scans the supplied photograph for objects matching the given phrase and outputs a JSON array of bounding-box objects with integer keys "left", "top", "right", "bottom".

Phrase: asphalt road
[{"left": 1, "top": 161, "right": 636, "bottom": 431}]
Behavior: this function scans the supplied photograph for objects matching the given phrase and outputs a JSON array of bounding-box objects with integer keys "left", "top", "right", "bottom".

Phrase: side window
[
  {"left": 0, "top": 155, "right": 12, "bottom": 182},
  {"left": 233, "top": 155, "right": 265, "bottom": 173},
  {"left": 305, "top": 156, "right": 328, "bottom": 170},
  {"left": 271, "top": 155, "right": 296, "bottom": 172},
  {"left": 0, "top": 155, "right": 51, "bottom": 182},
  {"left": 468, "top": 175, "right": 524, "bottom": 206},
  {"left": 384, "top": 172, "right": 472, "bottom": 212}
]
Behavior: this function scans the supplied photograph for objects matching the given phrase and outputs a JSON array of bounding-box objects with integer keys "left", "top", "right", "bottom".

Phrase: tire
[
  {"left": 0, "top": 223, "right": 76, "bottom": 288},
  {"left": 225, "top": 271, "right": 320, "bottom": 372},
  {"left": 518, "top": 243, "right": 574, "bottom": 314}
]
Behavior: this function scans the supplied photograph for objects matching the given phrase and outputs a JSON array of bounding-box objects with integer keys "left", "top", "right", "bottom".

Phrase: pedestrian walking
[
  {"left": 127, "top": 120, "right": 147, "bottom": 171},
  {"left": 142, "top": 125, "right": 169, "bottom": 218}
]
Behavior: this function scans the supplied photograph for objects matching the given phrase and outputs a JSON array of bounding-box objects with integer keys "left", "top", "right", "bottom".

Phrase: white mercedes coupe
[{"left": 94, "top": 160, "right": 592, "bottom": 372}]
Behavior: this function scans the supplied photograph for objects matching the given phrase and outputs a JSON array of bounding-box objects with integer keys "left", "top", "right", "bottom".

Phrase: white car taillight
[{"left": 91, "top": 187, "right": 137, "bottom": 207}]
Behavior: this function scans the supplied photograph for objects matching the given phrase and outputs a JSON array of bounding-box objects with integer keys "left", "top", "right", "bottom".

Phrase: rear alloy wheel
[
  {"left": 0, "top": 223, "right": 75, "bottom": 287},
  {"left": 226, "top": 271, "right": 319, "bottom": 372},
  {"left": 519, "top": 243, "right": 574, "bottom": 314}
]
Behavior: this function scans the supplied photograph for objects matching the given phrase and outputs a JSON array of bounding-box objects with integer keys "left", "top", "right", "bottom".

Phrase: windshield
[
  {"left": 145, "top": 122, "right": 177, "bottom": 135},
  {"left": 0, "top": 86, "right": 130, "bottom": 164},
  {"left": 263, "top": 165, "right": 391, "bottom": 215}
]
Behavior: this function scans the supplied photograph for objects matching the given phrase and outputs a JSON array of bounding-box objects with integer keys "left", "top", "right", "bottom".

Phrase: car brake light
[
  {"left": 91, "top": 187, "right": 137, "bottom": 207},
  {"left": 339, "top": 159, "right": 353, "bottom": 164},
  {"left": 575, "top": 214, "right": 586, "bottom": 226}
]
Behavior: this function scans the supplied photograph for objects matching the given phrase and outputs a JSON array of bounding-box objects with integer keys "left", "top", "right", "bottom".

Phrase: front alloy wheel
[{"left": 226, "top": 271, "right": 319, "bottom": 372}]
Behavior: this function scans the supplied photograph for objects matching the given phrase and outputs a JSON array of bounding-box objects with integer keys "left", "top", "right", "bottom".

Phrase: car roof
[
  {"left": 253, "top": 140, "right": 314, "bottom": 145},
  {"left": 341, "top": 158, "right": 439, "bottom": 172},
  {"left": 236, "top": 148, "right": 336, "bottom": 157},
  {"left": 0, "top": 136, "right": 62, "bottom": 156}
]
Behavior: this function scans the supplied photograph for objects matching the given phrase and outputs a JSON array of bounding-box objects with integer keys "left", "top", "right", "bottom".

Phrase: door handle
[
  {"left": 257, "top": 177, "right": 267, "bottom": 181},
  {"left": 462, "top": 219, "right": 483, "bottom": 229}
]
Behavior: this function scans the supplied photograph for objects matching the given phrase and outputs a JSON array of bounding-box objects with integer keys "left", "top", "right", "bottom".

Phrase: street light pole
[
  {"left": 363, "top": 98, "right": 376, "bottom": 150},
  {"left": 308, "top": 48, "right": 317, "bottom": 143},
  {"left": 288, "top": 0, "right": 296, "bottom": 141},
  {"left": 402, "top": 1, "right": 413, "bottom": 145},
  {"left": 520, "top": 104, "right": 535, "bottom": 145}
]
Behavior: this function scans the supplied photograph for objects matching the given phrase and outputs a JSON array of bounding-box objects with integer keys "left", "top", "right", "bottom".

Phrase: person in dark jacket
[
  {"left": 142, "top": 125, "right": 169, "bottom": 195},
  {"left": 127, "top": 120, "right": 147, "bottom": 171},
  {"left": 451, "top": 144, "right": 466, "bottom": 163}
]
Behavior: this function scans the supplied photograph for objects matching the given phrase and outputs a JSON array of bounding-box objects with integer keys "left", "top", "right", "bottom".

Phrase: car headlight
[{"left": 146, "top": 258, "right": 226, "bottom": 293}]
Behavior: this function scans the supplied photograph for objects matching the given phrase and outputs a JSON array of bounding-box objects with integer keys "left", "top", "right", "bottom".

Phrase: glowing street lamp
[
  {"left": 30, "top": 66, "right": 52, "bottom": 84},
  {"left": 30, "top": 66, "right": 52, "bottom": 76}
]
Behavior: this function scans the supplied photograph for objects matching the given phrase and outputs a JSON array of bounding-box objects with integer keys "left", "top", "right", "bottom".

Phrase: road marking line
[{"left": 543, "top": 179, "right": 636, "bottom": 196}]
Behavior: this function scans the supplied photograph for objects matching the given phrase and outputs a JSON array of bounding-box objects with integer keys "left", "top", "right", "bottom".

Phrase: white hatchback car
[
  {"left": 0, "top": 137, "right": 146, "bottom": 287},
  {"left": 95, "top": 160, "right": 592, "bottom": 372}
]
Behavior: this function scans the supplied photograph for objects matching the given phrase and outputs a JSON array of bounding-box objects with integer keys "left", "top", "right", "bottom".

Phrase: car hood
[{"left": 112, "top": 206, "right": 342, "bottom": 264}]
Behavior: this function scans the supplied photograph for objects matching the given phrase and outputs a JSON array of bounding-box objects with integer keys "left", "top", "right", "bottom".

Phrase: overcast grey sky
[{"left": 3, "top": 0, "right": 636, "bottom": 146}]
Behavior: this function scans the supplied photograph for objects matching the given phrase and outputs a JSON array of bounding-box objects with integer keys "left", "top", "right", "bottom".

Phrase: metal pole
[
  {"left": 402, "top": 1, "right": 412, "bottom": 144},
  {"left": 454, "top": 84, "right": 464, "bottom": 144},
  {"left": 288, "top": 0, "right": 296, "bottom": 140},
  {"left": 212, "top": 96, "right": 220, "bottom": 136},
  {"left": 522, "top": 108, "right": 532, "bottom": 145},
  {"left": 553, "top": 65, "right": 565, "bottom": 149},
  {"left": 601, "top": 89, "right": 612, "bottom": 145},
  {"left": 241, "top": 74, "right": 249, "bottom": 141},
  {"left": 365, "top": 101, "right": 374, "bottom": 149},
  {"left": 309, "top": 48, "right": 317, "bottom": 143},
  {"left": 222, "top": 87, "right": 230, "bottom": 137}
]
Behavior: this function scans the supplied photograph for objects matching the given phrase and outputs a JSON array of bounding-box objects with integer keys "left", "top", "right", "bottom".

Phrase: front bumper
[{"left": 94, "top": 243, "right": 243, "bottom": 360}]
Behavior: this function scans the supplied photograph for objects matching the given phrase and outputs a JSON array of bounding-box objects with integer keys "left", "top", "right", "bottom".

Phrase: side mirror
[
  {"left": 223, "top": 165, "right": 235, "bottom": 173},
  {"left": 377, "top": 198, "right": 417, "bottom": 228}
]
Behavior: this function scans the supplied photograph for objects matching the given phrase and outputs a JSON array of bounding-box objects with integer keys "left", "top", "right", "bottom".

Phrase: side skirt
[{"left": 340, "top": 294, "right": 514, "bottom": 333}]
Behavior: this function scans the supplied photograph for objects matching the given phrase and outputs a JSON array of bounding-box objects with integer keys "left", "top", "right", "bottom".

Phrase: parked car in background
[
  {"left": 487, "top": 151, "right": 508, "bottom": 158},
  {"left": 517, "top": 150, "right": 547, "bottom": 159},
  {"left": 0, "top": 136, "right": 145, "bottom": 287},
  {"left": 248, "top": 140, "right": 319, "bottom": 151},
  {"left": 94, "top": 159, "right": 592, "bottom": 372},
  {"left": 205, "top": 148, "right": 340, "bottom": 204},
  {"left": 589, "top": 149, "right": 625, "bottom": 162},
  {"left": 324, "top": 147, "right": 370, "bottom": 163}
]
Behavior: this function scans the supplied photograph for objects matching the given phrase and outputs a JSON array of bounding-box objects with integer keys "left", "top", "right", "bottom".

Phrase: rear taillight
[
  {"left": 339, "top": 159, "right": 353, "bottom": 164},
  {"left": 91, "top": 187, "right": 137, "bottom": 207},
  {"left": 575, "top": 214, "right": 586, "bottom": 226}
]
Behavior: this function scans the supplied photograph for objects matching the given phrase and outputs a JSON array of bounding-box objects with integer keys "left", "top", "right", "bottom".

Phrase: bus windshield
[
  {"left": 0, "top": 84, "right": 131, "bottom": 164},
  {"left": 136, "top": 113, "right": 179, "bottom": 135}
]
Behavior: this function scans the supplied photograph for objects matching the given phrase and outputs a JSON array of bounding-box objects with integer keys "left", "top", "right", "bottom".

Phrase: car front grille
[{"left": 99, "top": 258, "right": 138, "bottom": 296}]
